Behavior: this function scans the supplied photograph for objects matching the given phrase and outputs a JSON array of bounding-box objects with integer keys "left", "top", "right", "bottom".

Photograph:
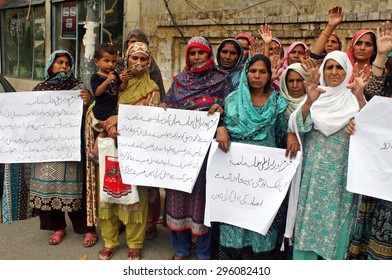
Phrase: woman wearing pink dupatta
[{"left": 346, "top": 30, "right": 377, "bottom": 82}]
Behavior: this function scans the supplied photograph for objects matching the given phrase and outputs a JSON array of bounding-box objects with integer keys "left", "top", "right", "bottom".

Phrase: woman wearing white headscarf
[{"left": 290, "top": 51, "right": 369, "bottom": 260}]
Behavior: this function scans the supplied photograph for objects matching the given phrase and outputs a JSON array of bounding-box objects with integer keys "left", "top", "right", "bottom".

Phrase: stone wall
[{"left": 131, "top": 0, "right": 392, "bottom": 90}]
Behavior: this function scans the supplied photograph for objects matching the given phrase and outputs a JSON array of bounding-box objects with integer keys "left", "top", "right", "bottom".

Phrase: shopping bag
[{"left": 98, "top": 137, "right": 139, "bottom": 204}]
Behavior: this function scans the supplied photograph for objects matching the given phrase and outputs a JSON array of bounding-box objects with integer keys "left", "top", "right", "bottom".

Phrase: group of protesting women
[{"left": 1, "top": 6, "right": 392, "bottom": 260}]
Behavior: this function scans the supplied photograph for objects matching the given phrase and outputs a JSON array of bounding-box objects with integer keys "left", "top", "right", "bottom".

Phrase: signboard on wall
[{"left": 61, "top": 1, "right": 77, "bottom": 39}]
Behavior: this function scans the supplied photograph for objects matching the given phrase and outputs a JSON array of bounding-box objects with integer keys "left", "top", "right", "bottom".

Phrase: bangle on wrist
[
  {"left": 321, "top": 31, "right": 330, "bottom": 38},
  {"left": 372, "top": 63, "right": 385, "bottom": 70}
]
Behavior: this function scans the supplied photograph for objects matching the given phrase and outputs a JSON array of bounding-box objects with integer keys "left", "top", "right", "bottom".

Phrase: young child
[{"left": 88, "top": 43, "right": 128, "bottom": 164}]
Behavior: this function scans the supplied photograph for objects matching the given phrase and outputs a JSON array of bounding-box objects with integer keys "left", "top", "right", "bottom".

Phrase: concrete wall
[{"left": 131, "top": 0, "right": 392, "bottom": 91}]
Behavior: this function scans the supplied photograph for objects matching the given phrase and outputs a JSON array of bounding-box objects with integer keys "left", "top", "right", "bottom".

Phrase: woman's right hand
[
  {"left": 327, "top": 6, "right": 343, "bottom": 28},
  {"left": 304, "top": 66, "right": 325, "bottom": 105},
  {"left": 345, "top": 119, "right": 356, "bottom": 135},
  {"left": 216, "top": 126, "right": 230, "bottom": 153},
  {"left": 160, "top": 102, "right": 168, "bottom": 111},
  {"left": 104, "top": 115, "right": 119, "bottom": 138}
]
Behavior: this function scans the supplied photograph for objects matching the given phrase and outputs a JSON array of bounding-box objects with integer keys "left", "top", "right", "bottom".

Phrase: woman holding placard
[
  {"left": 28, "top": 50, "right": 97, "bottom": 247},
  {"left": 92, "top": 42, "right": 160, "bottom": 260},
  {"left": 160, "top": 36, "right": 233, "bottom": 260},
  {"left": 215, "top": 54, "right": 288, "bottom": 259}
]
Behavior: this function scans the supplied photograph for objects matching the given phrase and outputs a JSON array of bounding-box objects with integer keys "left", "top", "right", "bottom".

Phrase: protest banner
[
  {"left": 347, "top": 96, "right": 392, "bottom": 202},
  {"left": 0, "top": 90, "right": 83, "bottom": 163},
  {"left": 205, "top": 141, "right": 300, "bottom": 235},
  {"left": 117, "top": 105, "right": 219, "bottom": 193}
]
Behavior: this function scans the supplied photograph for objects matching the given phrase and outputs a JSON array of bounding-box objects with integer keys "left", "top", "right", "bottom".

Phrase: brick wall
[{"left": 133, "top": 0, "right": 392, "bottom": 90}]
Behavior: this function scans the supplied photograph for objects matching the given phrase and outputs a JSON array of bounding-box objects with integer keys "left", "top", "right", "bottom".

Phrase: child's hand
[{"left": 106, "top": 72, "right": 116, "bottom": 83}]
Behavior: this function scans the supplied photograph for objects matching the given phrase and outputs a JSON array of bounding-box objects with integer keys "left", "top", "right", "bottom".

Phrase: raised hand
[
  {"left": 327, "top": 6, "right": 343, "bottom": 27},
  {"left": 249, "top": 37, "right": 264, "bottom": 56},
  {"left": 304, "top": 66, "right": 325, "bottom": 104},
  {"left": 348, "top": 62, "right": 372, "bottom": 103},
  {"left": 258, "top": 24, "right": 273, "bottom": 44},
  {"left": 270, "top": 54, "right": 285, "bottom": 81},
  {"left": 300, "top": 57, "right": 320, "bottom": 75},
  {"left": 376, "top": 21, "right": 392, "bottom": 55}
]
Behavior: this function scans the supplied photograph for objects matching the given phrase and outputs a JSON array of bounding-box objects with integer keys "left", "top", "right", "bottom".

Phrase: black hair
[
  {"left": 94, "top": 43, "right": 117, "bottom": 59},
  {"left": 247, "top": 54, "right": 272, "bottom": 91},
  {"left": 385, "top": 57, "right": 392, "bottom": 72}
]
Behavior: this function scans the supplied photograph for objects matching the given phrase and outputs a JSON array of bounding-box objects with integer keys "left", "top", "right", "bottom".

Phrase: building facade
[{"left": 0, "top": 0, "right": 391, "bottom": 91}]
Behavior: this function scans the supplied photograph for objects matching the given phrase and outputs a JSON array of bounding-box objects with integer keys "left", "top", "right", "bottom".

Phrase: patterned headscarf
[
  {"left": 122, "top": 29, "right": 166, "bottom": 100},
  {"left": 234, "top": 33, "right": 254, "bottom": 45},
  {"left": 185, "top": 36, "right": 214, "bottom": 73},
  {"left": 216, "top": 38, "right": 245, "bottom": 89},
  {"left": 163, "top": 36, "right": 233, "bottom": 110},
  {"left": 45, "top": 50, "right": 74, "bottom": 81},
  {"left": 125, "top": 42, "right": 151, "bottom": 69},
  {"left": 279, "top": 63, "right": 308, "bottom": 119}
]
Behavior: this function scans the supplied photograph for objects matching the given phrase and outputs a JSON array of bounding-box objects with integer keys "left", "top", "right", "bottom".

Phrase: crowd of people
[{"left": 1, "top": 6, "right": 392, "bottom": 260}]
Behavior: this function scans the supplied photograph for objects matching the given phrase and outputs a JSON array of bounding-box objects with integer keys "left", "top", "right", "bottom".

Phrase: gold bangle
[
  {"left": 372, "top": 63, "right": 384, "bottom": 70},
  {"left": 321, "top": 31, "right": 330, "bottom": 38}
]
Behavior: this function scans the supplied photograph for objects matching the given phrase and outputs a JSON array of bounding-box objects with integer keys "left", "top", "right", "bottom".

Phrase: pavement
[{"left": 0, "top": 215, "right": 185, "bottom": 260}]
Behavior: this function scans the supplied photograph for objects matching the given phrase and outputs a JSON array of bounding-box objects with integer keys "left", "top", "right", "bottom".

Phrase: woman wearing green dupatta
[
  {"left": 215, "top": 54, "right": 288, "bottom": 259},
  {"left": 91, "top": 42, "right": 160, "bottom": 260}
]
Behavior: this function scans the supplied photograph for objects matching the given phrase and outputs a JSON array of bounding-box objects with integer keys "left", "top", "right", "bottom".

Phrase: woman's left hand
[
  {"left": 285, "top": 132, "right": 301, "bottom": 159},
  {"left": 208, "top": 104, "right": 224, "bottom": 116},
  {"left": 348, "top": 62, "right": 372, "bottom": 107},
  {"left": 216, "top": 126, "right": 231, "bottom": 153},
  {"left": 80, "top": 89, "right": 91, "bottom": 106}
]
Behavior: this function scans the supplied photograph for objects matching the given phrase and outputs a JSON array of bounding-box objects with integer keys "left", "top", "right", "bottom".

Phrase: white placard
[
  {"left": 0, "top": 90, "right": 83, "bottom": 163},
  {"left": 118, "top": 105, "right": 219, "bottom": 193},
  {"left": 347, "top": 96, "right": 392, "bottom": 202},
  {"left": 205, "top": 141, "right": 300, "bottom": 235}
]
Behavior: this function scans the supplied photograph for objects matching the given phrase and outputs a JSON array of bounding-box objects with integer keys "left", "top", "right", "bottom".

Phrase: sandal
[
  {"left": 98, "top": 247, "right": 118, "bottom": 260},
  {"left": 48, "top": 230, "right": 66, "bottom": 245},
  {"left": 88, "top": 151, "right": 99, "bottom": 165},
  {"left": 128, "top": 248, "right": 141, "bottom": 260},
  {"left": 145, "top": 228, "right": 157, "bottom": 240},
  {"left": 169, "top": 255, "right": 186, "bottom": 260},
  {"left": 82, "top": 232, "right": 98, "bottom": 247}
]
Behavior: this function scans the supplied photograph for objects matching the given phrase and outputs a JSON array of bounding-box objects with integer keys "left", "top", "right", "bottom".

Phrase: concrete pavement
[{"left": 0, "top": 215, "right": 188, "bottom": 260}]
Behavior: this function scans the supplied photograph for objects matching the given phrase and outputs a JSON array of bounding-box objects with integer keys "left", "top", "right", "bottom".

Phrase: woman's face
[
  {"left": 269, "top": 41, "right": 281, "bottom": 57},
  {"left": 219, "top": 43, "right": 240, "bottom": 70},
  {"left": 325, "top": 35, "right": 340, "bottom": 53},
  {"left": 51, "top": 55, "right": 71, "bottom": 75},
  {"left": 188, "top": 47, "right": 210, "bottom": 67},
  {"left": 237, "top": 38, "right": 250, "bottom": 60},
  {"left": 286, "top": 70, "right": 305, "bottom": 98},
  {"left": 128, "top": 52, "right": 149, "bottom": 68},
  {"left": 288, "top": 45, "right": 306, "bottom": 65},
  {"left": 352, "top": 33, "right": 375, "bottom": 63},
  {"left": 247, "top": 60, "right": 270, "bottom": 91},
  {"left": 323, "top": 59, "right": 346, "bottom": 87}
]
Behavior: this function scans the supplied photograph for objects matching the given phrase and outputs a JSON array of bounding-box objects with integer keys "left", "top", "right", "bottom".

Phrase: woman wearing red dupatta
[{"left": 162, "top": 36, "right": 233, "bottom": 260}]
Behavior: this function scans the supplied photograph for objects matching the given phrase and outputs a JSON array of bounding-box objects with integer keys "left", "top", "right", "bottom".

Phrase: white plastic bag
[{"left": 98, "top": 137, "right": 139, "bottom": 205}]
